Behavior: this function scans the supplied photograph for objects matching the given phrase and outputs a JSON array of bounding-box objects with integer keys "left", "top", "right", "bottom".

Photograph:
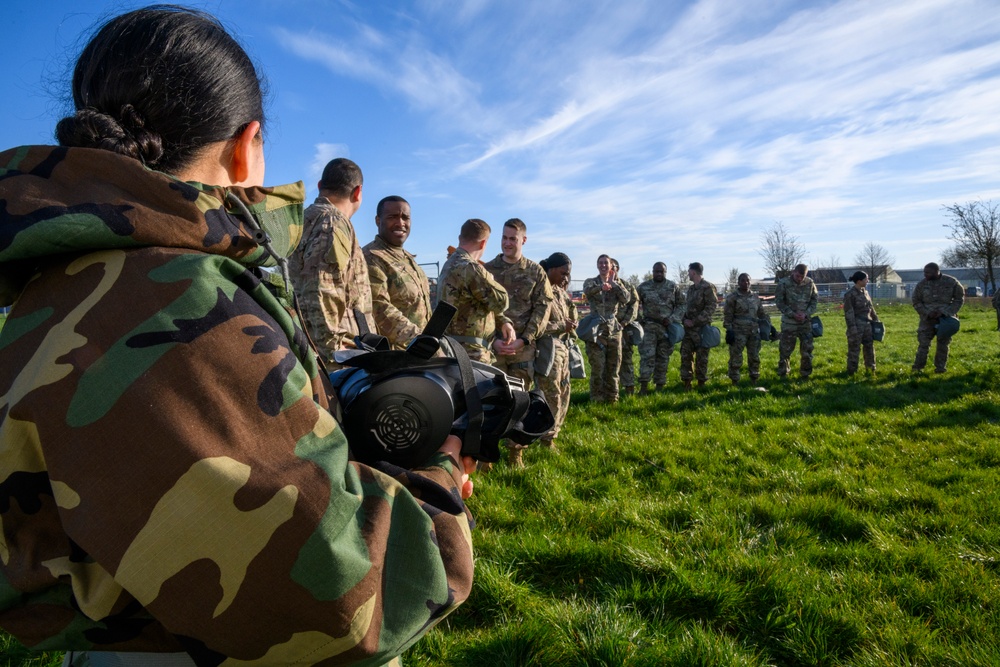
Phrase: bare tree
[
  {"left": 853, "top": 242, "right": 895, "bottom": 283},
  {"left": 674, "top": 261, "right": 689, "bottom": 286},
  {"left": 725, "top": 267, "right": 740, "bottom": 293},
  {"left": 815, "top": 254, "right": 841, "bottom": 270},
  {"left": 758, "top": 221, "right": 806, "bottom": 278},
  {"left": 942, "top": 200, "right": 1000, "bottom": 292},
  {"left": 624, "top": 273, "right": 642, "bottom": 288}
]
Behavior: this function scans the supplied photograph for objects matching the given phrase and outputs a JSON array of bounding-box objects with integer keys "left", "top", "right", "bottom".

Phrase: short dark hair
[
  {"left": 925, "top": 262, "right": 940, "bottom": 272},
  {"left": 319, "top": 158, "right": 363, "bottom": 199},
  {"left": 850, "top": 270, "right": 868, "bottom": 283},
  {"left": 503, "top": 218, "right": 527, "bottom": 235},
  {"left": 459, "top": 218, "right": 490, "bottom": 242},
  {"left": 377, "top": 196, "right": 409, "bottom": 218},
  {"left": 794, "top": 263, "right": 809, "bottom": 274},
  {"left": 688, "top": 262, "right": 703, "bottom": 275},
  {"left": 611, "top": 258, "right": 621, "bottom": 271},
  {"left": 653, "top": 262, "right": 667, "bottom": 271},
  {"left": 56, "top": 5, "right": 266, "bottom": 174}
]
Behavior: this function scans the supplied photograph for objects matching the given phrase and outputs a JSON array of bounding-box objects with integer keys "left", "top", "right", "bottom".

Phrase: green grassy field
[{"left": 4, "top": 302, "right": 1000, "bottom": 666}]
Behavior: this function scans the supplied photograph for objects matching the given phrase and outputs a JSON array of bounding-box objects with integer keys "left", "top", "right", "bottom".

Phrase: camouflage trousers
[
  {"left": 728, "top": 331, "right": 761, "bottom": 382},
  {"left": 778, "top": 322, "right": 813, "bottom": 377},
  {"left": 534, "top": 339, "right": 570, "bottom": 442},
  {"left": 619, "top": 338, "right": 636, "bottom": 388},
  {"left": 913, "top": 318, "right": 952, "bottom": 372},
  {"left": 846, "top": 321, "right": 875, "bottom": 374},
  {"left": 495, "top": 344, "right": 538, "bottom": 448},
  {"left": 638, "top": 322, "right": 674, "bottom": 385},
  {"left": 586, "top": 333, "right": 622, "bottom": 402},
  {"left": 679, "top": 326, "right": 710, "bottom": 383}
]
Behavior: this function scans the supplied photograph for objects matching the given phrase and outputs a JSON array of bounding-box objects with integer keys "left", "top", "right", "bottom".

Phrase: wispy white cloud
[{"left": 270, "top": 0, "right": 1000, "bottom": 279}]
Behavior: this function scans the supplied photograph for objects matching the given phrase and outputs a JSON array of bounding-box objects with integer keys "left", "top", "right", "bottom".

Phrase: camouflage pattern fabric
[
  {"left": 0, "top": 146, "right": 474, "bottom": 665},
  {"left": 483, "top": 255, "right": 553, "bottom": 345},
  {"left": 582, "top": 276, "right": 629, "bottom": 401},
  {"left": 437, "top": 247, "right": 511, "bottom": 363},
  {"left": 287, "top": 198, "right": 373, "bottom": 367},
  {"left": 775, "top": 275, "right": 819, "bottom": 378},
  {"left": 723, "top": 290, "right": 766, "bottom": 382},
  {"left": 844, "top": 285, "right": 879, "bottom": 374},
  {"left": 585, "top": 335, "right": 621, "bottom": 403},
  {"left": 534, "top": 285, "right": 573, "bottom": 442},
  {"left": 911, "top": 273, "right": 964, "bottom": 372},
  {"left": 363, "top": 235, "right": 432, "bottom": 350},
  {"left": 617, "top": 281, "right": 640, "bottom": 390},
  {"left": 637, "top": 278, "right": 684, "bottom": 385},
  {"left": 484, "top": 256, "right": 552, "bottom": 420},
  {"left": 582, "top": 276, "right": 628, "bottom": 336},
  {"left": 679, "top": 280, "right": 718, "bottom": 383}
]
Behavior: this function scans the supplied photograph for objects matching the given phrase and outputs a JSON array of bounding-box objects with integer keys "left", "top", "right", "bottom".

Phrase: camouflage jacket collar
[
  {"left": 368, "top": 233, "right": 417, "bottom": 260},
  {"left": 0, "top": 145, "right": 304, "bottom": 306}
]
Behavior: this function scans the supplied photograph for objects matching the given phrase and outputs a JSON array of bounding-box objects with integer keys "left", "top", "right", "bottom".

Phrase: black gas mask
[{"left": 329, "top": 302, "right": 554, "bottom": 469}]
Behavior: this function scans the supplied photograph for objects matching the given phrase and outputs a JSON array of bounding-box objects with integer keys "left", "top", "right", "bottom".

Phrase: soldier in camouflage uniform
[
  {"left": 611, "top": 259, "right": 641, "bottom": 395},
  {"left": 844, "top": 270, "right": 880, "bottom": 375},
  {"left": 535, "top": 253, "right": 576, "bottom": 449},
  {"left": 723, "top": 273, "right": 767, "bottom": 385},
  {"left": 911, "top": 262, "right": 965, "bottom": 373},
  {"left": 437, "top": 219, "right": 515, "bottom": 362},
  {"left": 775, "top": 263, "right": 819, "bottom": 379},
  {"left": 583, "top": 254, "right": 630, "bottom": 402},
  {"left": 679, "top": 262, "right": 718, "bottom": 389},
  {"left": 484, "top": 218, "right": 553, "bottom": 468},
  {"left": 287, "top": 157, "right": 374, "bottom": 368},
  {"left": 363, "top": 196, "right": 433, "bottom": 350},
  {"left": 0, "top": 9, "right": 475, "bottom": 666},
  {"left": 637, "top": 262, "right": 684, "bottom": 394}
]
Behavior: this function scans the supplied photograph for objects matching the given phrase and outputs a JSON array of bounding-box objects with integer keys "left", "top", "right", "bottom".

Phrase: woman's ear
[{"left": 229, "top": 120, "right": 263, "bottom": 185}]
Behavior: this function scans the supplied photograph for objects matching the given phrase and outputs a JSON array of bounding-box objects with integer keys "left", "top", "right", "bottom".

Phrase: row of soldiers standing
[
  {"left": 290, "top": 160, "right": 973, "bottom": 472},
  {"left": 582, "top": 258, "right": 970, "bottom": 404}
]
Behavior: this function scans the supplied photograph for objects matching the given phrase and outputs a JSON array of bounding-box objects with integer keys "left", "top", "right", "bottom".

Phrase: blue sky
[{"left": 6, "top": 0, "right": 1000, "bottom": 286}]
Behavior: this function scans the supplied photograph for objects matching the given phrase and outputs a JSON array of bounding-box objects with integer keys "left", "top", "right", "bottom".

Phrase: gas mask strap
[{"left": 446, "top": 336, "right": 483, "bottom": 459}]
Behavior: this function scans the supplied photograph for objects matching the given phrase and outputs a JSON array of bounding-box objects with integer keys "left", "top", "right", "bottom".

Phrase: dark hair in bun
[{"left": 55, "top": 5, "right": 266, "bottom": 173}]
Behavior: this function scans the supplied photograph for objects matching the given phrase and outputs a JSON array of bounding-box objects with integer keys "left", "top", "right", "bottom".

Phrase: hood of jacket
[{"left": 0, "top": 145, "right": 304, "bottom": 306}]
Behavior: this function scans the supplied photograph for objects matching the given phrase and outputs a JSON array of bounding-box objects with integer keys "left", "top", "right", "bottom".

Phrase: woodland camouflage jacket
[{"left": 0, "top": 146, "right": 474, "bottom": 665}]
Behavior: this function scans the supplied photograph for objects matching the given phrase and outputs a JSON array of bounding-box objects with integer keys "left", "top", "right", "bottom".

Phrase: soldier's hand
[
  {"left": 437, "top": 435, "right": 476, "bottom": 500},
  {"left": 500, "top": 321, "right": 516, "bottom": 344},
  {"left": 564, "top": 319, "right": 576, "bottom": 333},
  {"left": 725, "top": 329, "right": 735, "bottom": 345}
]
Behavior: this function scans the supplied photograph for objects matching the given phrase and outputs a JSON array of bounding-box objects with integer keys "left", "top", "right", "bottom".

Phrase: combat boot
[
  {"left": 623, "top": 385, "right": 635, "bottom": 396},
  {"left": 655, "top": 384, "right": 665, "bottom": 392},
  {"left": 731, "top": 377, "right": 739, "bottom": 386},
  {"left": 698, "top": 379, "right": 707, "bottom": 387},
  {"left": 478, "top": 461, "right": 494, "bottom": 473},
  {"left": 683, "top": 380, "right": 693, "bottom": 391},
  {"left": 508, "top": 447, "right": 525, "bottom": 469},
  {"left": 750, "top": 374, "right": 759, "bottom": 385},
  {"left": 639, "top": 382, "right": 649, "bottom": 396}
]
